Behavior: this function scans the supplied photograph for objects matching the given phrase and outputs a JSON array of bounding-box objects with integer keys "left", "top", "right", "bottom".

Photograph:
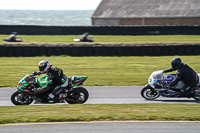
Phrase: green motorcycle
[{"left": 11, "top": 73, "right": 89, "bottom": 105}]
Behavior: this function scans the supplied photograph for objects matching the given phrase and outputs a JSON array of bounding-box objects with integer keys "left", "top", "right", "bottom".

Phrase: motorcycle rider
[
  {"left": 163, "top": 57, "right": 199, "bottom": 97},
  {"left": 33, "top": 60, "right": 71, "bottom": 103},
  {"left": 3, "top": 32, "right": 22, "bottom": 42}
]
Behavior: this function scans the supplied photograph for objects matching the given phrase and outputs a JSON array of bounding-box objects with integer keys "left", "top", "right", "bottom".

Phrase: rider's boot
[
  {"left": 186, "top": 89, "right": 193, "bottom": 98},
  {"left": 179, "top": 90, "right": 187, "bottom": 97},
  {"left": 48, "top": 86, "right": 64, "bottom": 103},
  {"left": 186, "top": 92, "right": 192, "bottom": 98},
  {"left": 47, "top": 93, "right": 59, "bottom": 103}
]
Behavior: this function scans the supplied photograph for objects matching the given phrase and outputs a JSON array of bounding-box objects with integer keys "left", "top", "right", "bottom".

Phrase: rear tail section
[{"left": 69, "top": 76, "right": 88, "bottom": 87}]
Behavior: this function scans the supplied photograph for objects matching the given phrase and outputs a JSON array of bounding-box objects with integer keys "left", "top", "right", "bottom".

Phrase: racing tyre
[
  {"left": 141, "top": 85, "right": 160, "bottom": 100},
  {"left": 11, "top": 91, "right": 33, "bottom": 105},
  {"left": 65, "top": 87, "right": 89, "bottom": 104}
]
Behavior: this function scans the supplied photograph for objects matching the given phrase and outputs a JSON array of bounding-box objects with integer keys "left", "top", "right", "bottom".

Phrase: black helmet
[{"left": 171, "top": 57, "right": 182, "bottom": 70}]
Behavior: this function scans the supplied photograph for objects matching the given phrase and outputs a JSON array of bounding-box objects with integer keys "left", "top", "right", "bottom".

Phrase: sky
[{"left": 0, "top": 0, "right": 102, "bottom": 10}]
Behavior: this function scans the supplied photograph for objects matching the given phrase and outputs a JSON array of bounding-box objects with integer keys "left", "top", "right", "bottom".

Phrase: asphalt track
[
  {"left": 1, "top": 121, "right": 200, "bottom": 133},
  {"left": 1, "top": 87, "right": 200, "bottom": 133},
  {"left": 0, "top": 86, "right": 200, "bottom": 106}
]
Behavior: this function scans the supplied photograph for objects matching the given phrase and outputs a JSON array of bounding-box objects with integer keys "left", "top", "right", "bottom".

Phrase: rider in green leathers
[{"left": 33, "top": 60, "right": 71, "bottom": 103}]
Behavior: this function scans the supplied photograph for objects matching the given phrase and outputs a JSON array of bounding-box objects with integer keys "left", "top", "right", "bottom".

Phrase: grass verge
[
  {"left": 0, "top": 104, "right": 200, "bottom": 124},
  {"left": 1, "top": 56, "right": 200, "bottom": 87},
  {"left": 1, "top": 35, "right": 200, "bottom": 44}
]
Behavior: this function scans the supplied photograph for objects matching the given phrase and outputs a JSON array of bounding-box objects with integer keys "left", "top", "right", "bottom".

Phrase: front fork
[{"left": 17, "top": 89, "right": 37, "bottom": 100}]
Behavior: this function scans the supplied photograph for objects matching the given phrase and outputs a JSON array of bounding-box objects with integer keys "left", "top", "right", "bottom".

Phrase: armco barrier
[
  {"left": 0, "top": 44, "right": 200, "bottom": 57},
  {"left": 0, "top": 25, "right": 200, "bottom": 35}
]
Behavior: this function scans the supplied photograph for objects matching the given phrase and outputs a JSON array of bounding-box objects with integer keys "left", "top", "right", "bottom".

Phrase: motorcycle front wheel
[
  {"left": 11, "top": 91, "right": 33, "bottom": 105},
  {"left": 141, "top": 85, "right": 160, "bottom": 100},
  {"left": 65, "top": 87, "right": 89, "bottom": 104}
]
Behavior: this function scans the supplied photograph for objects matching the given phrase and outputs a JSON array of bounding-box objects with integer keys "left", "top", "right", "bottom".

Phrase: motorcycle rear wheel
[
  {"left": 65, "top": 87, "right": 89, "bottom": 104},
  {"left": 141, "top": 85, "right": 160, "bottom": 100},
  {"left": 11, "top": 91, "right": 33, "bottom": 105}
]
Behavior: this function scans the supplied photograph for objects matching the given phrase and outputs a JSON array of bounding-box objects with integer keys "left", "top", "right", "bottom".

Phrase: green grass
[
  {"left": 0, "top": 56, "right": 200, "bottom": 87},
  {"left": 0, "top": 104, "right": 200, "bottom": 124},
  {"left": 1, "top": 35, "right": 200, "bottom": 125},
  {"left": 1, "top": 35, "right": 200, "bottom": 44}
]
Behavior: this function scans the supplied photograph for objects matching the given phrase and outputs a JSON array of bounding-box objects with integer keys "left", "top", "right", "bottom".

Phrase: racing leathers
[
  {"left": 34, "top": 65, "right": 70, "bottom": 102},
  {"left": 163, "top": 63, "right": 199, "bottom": 97}
]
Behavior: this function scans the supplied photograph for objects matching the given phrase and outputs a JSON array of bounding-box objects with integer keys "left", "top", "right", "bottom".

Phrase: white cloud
[{"left": 0, "top": 0, "right": 102, "bottom": 10}]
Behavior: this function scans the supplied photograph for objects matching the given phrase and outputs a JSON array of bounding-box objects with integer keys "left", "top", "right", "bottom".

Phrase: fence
[
  {"left": 0, "top": 44, "right": 200, "bottom": 57},
  {"left": 0, "top": 25, "right": 200, "bottom": 35}
]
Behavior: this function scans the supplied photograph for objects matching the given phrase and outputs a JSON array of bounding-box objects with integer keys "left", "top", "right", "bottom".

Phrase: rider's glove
[{"left": 32, "top": 71, "right": 41, "bottom": 76}]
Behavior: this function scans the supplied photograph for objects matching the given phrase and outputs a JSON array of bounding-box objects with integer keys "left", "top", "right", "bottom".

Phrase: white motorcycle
[{"left": 141, "top": 70, "right": 200, "bottom": 100}]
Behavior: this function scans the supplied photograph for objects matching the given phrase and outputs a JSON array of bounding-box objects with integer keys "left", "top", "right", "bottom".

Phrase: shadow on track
[{"left": 154, "top": 99, "right": 200, "bottom": 104}]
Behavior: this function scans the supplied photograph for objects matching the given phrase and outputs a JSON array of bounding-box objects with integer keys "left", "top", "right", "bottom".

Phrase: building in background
[{"left": 91, "top": 0, "right": 200, "bottom": 26}]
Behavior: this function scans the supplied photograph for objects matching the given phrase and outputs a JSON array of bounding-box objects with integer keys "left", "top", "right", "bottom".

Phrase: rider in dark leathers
[
  {"left": 163, "top": 57, "right": 199, "bottom": 97},
  {"left": 33, "top": 60, "right": 71, "bottom": 103}
]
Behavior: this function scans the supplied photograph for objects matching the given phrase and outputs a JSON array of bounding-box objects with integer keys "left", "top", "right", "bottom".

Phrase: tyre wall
[
  {"left": 0, "top": 44, "right": 200, "bottom": 57},
  {"left": 0, "top": 25, "right": 200, "bottom": 35}
]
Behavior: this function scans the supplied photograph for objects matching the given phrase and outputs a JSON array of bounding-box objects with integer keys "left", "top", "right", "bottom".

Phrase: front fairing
[
  {"left": 17, "top": 77, "right": 29, "bottom": 90},
  {"left": 148, "top": 70, "right": 165, "bottom": 88},
  {"left": 17, "top": 73, "right": 51, "bottom": 89},
  {"left": 148, "top": 70, "right": 180, "bottom": 89},
  {"left": 17, "top": 73, "right": 34, "bottom": 90}
]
